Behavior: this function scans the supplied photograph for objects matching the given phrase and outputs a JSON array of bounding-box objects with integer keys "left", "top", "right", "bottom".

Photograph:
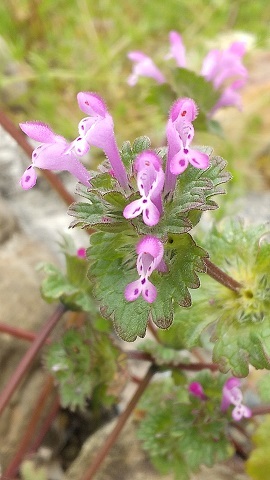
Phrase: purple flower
[
  {"left": 221, "top": 377, "right": 252, "bottom": 421},
  {"left": 19, "top": 122, "right": 91, "bottom": 190},
  {"left": 125, "top": 235, "right": 166, "bottom": 303},
  {"left": 166, "top": 31, "right": 186, "bottom": 68},
  {"left": 123, "top": 151, "right": 165, "bottom": 227},
  {"left": 201, "top": 42, "right": 247, "bottom": 112},
  {"left": 127, "top": 51, "right": 166, "bottom": 86},
  {"left": 75, "top": 92, "right": 128, "bottom": 190},
  {"left": 189, "top": 382, "right": 207, "bottom": 400},
  {"left": 164, "top": 98, "right": 209, "bottom": 194}
]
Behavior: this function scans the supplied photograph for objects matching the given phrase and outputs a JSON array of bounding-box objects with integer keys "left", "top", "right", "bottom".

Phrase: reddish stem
[
  {"left": 205, "top": 258, "right": 242, "bottom": 293},
  {"left": 0, "top": 322, "right": 50, "bottom": 344},
  {"left": 28, "top": 396, "right": 60, "bottom": 454},
  {"left": 0, "top": 304, "right": 66, "bottom": 416},
  {"left": 80, "top": 365, "right": 156, "bottom": 480},
  {"left": 126, "top": 350, "right": 218, "bottom": 371},
  {"left": 3, "top": 376, "right": 56, "bottom": 478},
  {"left": 251, "top": 404, "right": 270, "bottom": 416},
  {"left": 0, "top": 109, "right": 75, "bottom": 206}
]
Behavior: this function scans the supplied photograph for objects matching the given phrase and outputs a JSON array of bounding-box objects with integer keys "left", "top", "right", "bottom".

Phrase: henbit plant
[{"left": 10, "top": 59, "right": 270, "bottom": 479}]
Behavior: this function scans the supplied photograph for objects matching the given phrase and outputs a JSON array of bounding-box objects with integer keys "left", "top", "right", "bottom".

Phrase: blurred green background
[{"left": 1, "top": 0, "right": 270, "bottom": 191}]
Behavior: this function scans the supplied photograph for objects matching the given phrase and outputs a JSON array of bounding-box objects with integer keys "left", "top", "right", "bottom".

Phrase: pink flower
[
  {"left": 189, "top": 382, "right": 207, "bottom": 400},
  {"left": 164, "top": 98, "right": 209, "bottom": 194},
  {"left": 201, "top": 42, "right": 247, "bottom": 112},
  {"left": 75, "top": 92, "right": 128, "bottom": 190},
  {"left": 221, "top": 377, "right": 252, "bottom": 421},
  {"left": 19, "top": 122, "right": 91, "bottom": 190},
  {"left": 125, "top": 235, "right": 166, "bottom": 304},
  {"left": 123, "top": 151, "right": 165, "bottom": 227},
  {"left": 127, "top": 51, "right": 166, "bottom": 86},
  {"left": 77, "top": 247, "right": 87, "bottom": 259},
  {"left": 166, "top": 31, "right": 186, "bottom": 68}
]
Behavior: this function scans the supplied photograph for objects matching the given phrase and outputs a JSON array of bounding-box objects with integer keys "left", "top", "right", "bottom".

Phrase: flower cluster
[
  {"left": 127, "top": 30, "right": 247, "bottom": 114},
  {"left": 19, "top": 94, "right": 209, "bottom": 305},
  {"left": 189, "top": 378, "right": 252, "bottom": 421},
  {"left": 221, "top": 377, "right": 252, "bottom": 421}
]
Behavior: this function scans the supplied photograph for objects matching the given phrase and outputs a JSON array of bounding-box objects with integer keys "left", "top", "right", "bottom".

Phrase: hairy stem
[
  {"left": 0, "top": 304, "right": 66, "bottom": 416},
  {"left": 205, "top": 258, "right": 242, "bottom": 293},
  {"left": 80, "top": 365, "right": 156, "bottom": 480}
]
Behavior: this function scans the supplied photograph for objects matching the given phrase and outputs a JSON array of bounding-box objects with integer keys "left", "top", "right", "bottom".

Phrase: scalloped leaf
[
  {"left": 163, "top": 221, "right": 270, "bottom": 376},
  {"left": 173, "top": 152, "right": 231, "bottom": 219},
  {"left": 120, "top": 136, "right": 151, "bottom": 171},
  {"left": 212, "top": 314, "right": 270, "bottom": 376},
  {"left": 166, "top": 233, "right": 208, "bottom": 307},
  {"left": 88, "top": 231, "right": 208, "bottom": 340},
  {"left": 137, "top": 375, "right": 232, "bottom": 478},
  {"left": 40, "top": 256, "right": 95, "bottom": 312}
]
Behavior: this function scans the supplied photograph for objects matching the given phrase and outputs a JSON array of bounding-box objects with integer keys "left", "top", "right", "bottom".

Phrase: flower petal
[
  {"left": 170, "top": 98, "right": 198, "bottom": 123},
  {"left": 136, "top": 236, "right": 164, "bottom": 264},
  {"left": 167, "top": 31, "right": 186, "bottom": 68},
  {"left": 142, "top": 201, "right": 160, "bottom": 227},
  {"left": 124, "top": 279, "right": 142, "bottom": 302},
  {"left": 77, "top": 92, "right": 107, "bottom": 117},
  {"left": 142, "top": 279, "right": 157, "bottom": 303},
  {"left": 123, "top": 199, "right": 143, "bottom": 219},
  {"left": 72, "top": 136, "right": 90, "bottom": 156},
  {"left": 232, "top": 404, "right": 251, "bottom": 421},
  {"left": 170, "top": 151, "right": 189, "bottom": 175},
  {"left": 20, "top": 121, "right": 63, "bottom": 143},
  {"left": 189, "top": 382, "right": 206, "bottom": 400},
  {"left": 33, "top": 144, "right": 90, "bottom": 186},
  {"left": 127, "top": 51, "right": 165, "bottom": 85},
  {"left": 20, "top": 165, "right": 37, "bottom": 190},
  {"left": 188, "top": 149, "right": 209, "bottom": 170}
]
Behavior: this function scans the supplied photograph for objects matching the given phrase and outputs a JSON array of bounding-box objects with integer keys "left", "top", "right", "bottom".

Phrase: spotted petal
[
  {"left": 77, "top": 92, "right": 107, "bottom": 117},
  {"left": 20, "top": 165, "right": 37, "bottom": 190}
]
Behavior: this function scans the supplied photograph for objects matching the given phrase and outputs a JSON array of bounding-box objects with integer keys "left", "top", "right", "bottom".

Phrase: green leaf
[
  {"left": 132, "top": 135, "right": 151, "bottom": 154},
  {"left": 173, "top": 152, "right": 231, "bottom": 222},
  {"left": 45, "top": 326, "right": 121, "bottom": 410},
  {"left": 246, "top": 416, "right": 270, "bottom": 480},
  {"left": 120, "top": 136, "right": 151, "bottom": 171},
  {"left": 168, "top": 220, "right": 270, "bottom": 375},
  {"left": 40, "top": 254, "right": 95, "bottom": 312},
  {"left": 166, "top": 233, "right": 208, "bottom": 307},
  {"left": 88, "top": 232, "right": 150, "bottom": 341},
  {"left": 258, "top": 373, "right": 270, "bottom": 402},
  {"left": 212, "top": 315, "right": 270, "bottom": 376},
  {"left": 88, "top": 231, "right": 208, "bottom": 340},
  {"left": 137, "top": 376, "right": 232, "bottom": 478}
]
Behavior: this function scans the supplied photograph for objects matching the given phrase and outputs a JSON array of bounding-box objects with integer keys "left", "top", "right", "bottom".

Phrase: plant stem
[
  {"left": 0, "top": 304, "right": 66, "bottom": 416},
  {"left": 3, "top": 376, "right": 56, "bottom": 478},
  {"left": 0, "top": 322, "right": 50, "bottom": 344},
  {"left": 0, "top": 109, "right": 75, "bottom": 206},
  {"left": 80, "top": 365, "right": 156, "bottom": 480},
  {"left": 126, "top": 350, "right": 218, "bottom": 371},
  {"left": 205, "top": 258, "right": 242, "bottom": 293},
  {"left": 251, "top": 405, "right": 270, "bottom": 416},
  {"left": 28, "top": 396, "right": 60, "bottom": 454}
]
